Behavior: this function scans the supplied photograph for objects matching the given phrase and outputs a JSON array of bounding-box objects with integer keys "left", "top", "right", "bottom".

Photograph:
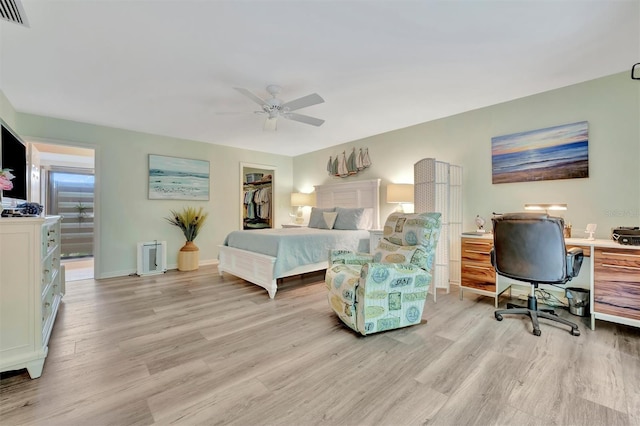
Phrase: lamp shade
[
  {"left": 386, "top": 184, "right": 414, "bottom": 203},
  {"left": 291, "top": 192, "right": 316, "bottom": 207}
]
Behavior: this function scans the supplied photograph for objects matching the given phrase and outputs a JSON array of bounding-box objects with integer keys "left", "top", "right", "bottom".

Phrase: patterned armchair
[{"left": 325, "top": 212, "right": 442, "bottom": 335}]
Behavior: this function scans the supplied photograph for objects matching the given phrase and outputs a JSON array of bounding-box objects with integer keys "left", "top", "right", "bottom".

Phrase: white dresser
[{"left": 0, "top": 216, "right": 64, "bottom": 378}]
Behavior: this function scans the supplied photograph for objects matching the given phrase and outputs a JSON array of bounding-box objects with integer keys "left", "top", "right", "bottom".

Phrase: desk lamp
[
  {"left": 525, "top": 203, "right": 570, "bottom": 236},
  {"left": 524, "top": 203, "right": 568, "bottom": 213}
]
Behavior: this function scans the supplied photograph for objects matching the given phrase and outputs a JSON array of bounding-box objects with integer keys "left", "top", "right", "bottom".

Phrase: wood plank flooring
[{"left": 1, "top": 265, "right": 639, "bottom": 425}]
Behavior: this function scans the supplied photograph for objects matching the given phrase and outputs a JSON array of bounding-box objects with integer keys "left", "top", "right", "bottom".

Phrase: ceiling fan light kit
[{"left": 233, "top": 85, "right": 325, "bottom": 130}]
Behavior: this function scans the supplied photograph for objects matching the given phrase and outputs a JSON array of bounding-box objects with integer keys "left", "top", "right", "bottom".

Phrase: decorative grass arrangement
[{"left": 166, "top": 206, "right": 209, "bottom": 242}]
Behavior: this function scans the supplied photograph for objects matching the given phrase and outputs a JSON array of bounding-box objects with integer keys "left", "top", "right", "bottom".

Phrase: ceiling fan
[{"left": 233, "top": 85, "right": 325, "bottom": 131}]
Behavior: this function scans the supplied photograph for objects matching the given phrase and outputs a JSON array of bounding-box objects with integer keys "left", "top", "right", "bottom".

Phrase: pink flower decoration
[{"left": 0, "top": 169, "right": 15, "bottom": 191}]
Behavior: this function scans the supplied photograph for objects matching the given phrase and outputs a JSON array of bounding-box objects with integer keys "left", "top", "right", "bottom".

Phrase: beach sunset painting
[{"left": 491, "top": 121, "right": 589, "bottom": 184}]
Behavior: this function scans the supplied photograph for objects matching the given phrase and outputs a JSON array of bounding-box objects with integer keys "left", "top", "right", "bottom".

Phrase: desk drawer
[
  {"left": 593, "top": 247, "right": 640, "bottom": 320},
  {"left": 461, "top": 238, "right": 493, "bottom": 263},
  {"left": 461, "top": 237, "right": 496, "bottom": 292},
  {"left": 461, "top": 263, "right": 496, "bottom": 291}
]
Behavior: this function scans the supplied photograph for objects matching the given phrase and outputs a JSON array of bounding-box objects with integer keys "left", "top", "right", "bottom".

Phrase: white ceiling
[{"left": 1, "top": 1, "right": 639, "bottom": 157}]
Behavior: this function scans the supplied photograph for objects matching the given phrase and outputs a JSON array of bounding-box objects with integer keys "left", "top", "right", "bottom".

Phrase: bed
[{"left": 218, "top": 178, "right": 381, "bottom": 298}]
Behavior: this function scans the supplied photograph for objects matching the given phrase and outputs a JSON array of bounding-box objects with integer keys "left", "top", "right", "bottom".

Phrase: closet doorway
[{"left": 240, "top": 162, "right": 276, "bottom": 230}]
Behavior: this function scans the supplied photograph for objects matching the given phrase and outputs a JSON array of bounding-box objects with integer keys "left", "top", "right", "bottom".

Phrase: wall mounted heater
[{"left": 136, "top": 241, "right": 167, "bottom": 276}]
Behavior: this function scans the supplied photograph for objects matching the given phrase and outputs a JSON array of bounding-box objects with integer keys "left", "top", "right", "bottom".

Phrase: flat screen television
[{"left": 1, "top": 123, "right": 28, "bottom": 207}]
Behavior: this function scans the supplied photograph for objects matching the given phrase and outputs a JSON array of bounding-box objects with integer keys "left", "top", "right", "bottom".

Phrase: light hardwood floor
[
  {"left": 62, "top": 257, "right": 94, "bottom": 281},
  {"left": 1, "top": 265, "right": 638, "bottom": 425}
]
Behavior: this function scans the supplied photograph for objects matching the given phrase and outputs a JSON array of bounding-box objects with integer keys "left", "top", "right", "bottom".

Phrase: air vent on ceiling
[{"left": 0, "top": 0, "right": 28, "bottom": 27}]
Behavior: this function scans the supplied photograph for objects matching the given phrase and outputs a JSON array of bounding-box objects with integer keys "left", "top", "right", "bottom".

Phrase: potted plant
[{"left": 166, "top": 206, "right": 209, "bottom": 271}]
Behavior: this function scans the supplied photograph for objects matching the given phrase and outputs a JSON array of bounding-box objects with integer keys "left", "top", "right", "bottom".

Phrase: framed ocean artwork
[
  {"left": 148, "top": 154, "right": 210, "bottom": 200},
  {"left": 491, "top": 121, "right": 589, "bottom": 184}
]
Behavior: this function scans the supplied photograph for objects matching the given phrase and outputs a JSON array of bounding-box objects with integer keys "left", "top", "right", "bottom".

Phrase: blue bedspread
[{"left": 224, "top": 227, "right": 370, "bottom": 277}]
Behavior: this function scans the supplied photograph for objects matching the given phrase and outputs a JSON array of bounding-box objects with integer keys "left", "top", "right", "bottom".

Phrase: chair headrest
[{"left": 382, "top": 212, "right": 441, "bottom": 248}]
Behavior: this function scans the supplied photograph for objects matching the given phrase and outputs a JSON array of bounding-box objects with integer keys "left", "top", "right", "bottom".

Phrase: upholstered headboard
[{"left": 314, "top": 178, "right": 381, "bottom": 229}]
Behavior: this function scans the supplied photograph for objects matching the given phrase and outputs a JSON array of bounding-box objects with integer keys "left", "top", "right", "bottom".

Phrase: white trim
[{"left": 23, "top": 135, "right": 99, "bottom": 279}]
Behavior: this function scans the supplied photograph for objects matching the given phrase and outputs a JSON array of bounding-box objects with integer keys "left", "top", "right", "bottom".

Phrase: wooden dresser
[{"left": 0, "top": 216, "right": 64, "bottom": 378}]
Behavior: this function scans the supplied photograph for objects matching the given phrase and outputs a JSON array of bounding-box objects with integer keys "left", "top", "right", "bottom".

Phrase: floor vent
[
  {"left": 0, "top": 0, "right": 29, "bottom": 26},
  {"left": 136, "top": 241, "right": 167, "bottom": 276}
]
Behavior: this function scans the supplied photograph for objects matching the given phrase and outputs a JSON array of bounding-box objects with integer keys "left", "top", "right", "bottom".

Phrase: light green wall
[
  {"left": 294, "top": 72, "right": 640, "bottom": 237},
  {"left": 2, "top": 71, "right": 638, "bottom": 278},
  {"left": 12, "top": 113, "right": 294, "bottom": 278}
]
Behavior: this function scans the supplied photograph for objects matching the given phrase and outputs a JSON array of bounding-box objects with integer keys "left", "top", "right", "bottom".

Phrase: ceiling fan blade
[
  {"left": 263, "top": 117, "right": 278, "bottom": 131},
  {"left": 285, "top": 112, "right": 325, "bottom": 127},
  {"left": 234, "top": 87, "right": 268, "bottom": 107},
  {"left": 281, "top": 93, "right": 324, "bottom": 112},
  {"left": 215, "top": 110, "right": 265, "bottom": 115}
]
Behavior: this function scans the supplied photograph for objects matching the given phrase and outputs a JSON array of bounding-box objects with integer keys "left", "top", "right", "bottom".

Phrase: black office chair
[{"left": 491, "top": 213, "right": 583, "bottom": 336}]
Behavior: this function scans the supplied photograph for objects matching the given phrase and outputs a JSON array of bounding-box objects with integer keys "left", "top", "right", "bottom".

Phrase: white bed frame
[{"left": 218, "top": 178, "right": 381, "bottom": 298}]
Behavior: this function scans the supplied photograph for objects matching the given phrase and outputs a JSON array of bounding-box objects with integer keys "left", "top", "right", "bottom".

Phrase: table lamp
[
  {"left": 387, "top": 184, "right": 414, "bottom": 213},
  {"left": 290, "top": 192, "right": 315, "bottom": 224}
]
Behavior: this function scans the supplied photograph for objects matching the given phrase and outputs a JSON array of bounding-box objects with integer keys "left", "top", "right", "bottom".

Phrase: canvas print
[
  {"left": 148, "top": 155, "right": 210, "bottom": 200},
  {"left": 491, "top": 121, "right": 589, "bottom": 184}
]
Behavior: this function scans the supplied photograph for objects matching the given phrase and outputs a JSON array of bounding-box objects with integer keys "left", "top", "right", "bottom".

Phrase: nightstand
[
  {"left": 282, "top": 223, "right": 307, "bottom": 228},
  {"left": 368, "top": 229, "right": 383, "bottom": 253}
]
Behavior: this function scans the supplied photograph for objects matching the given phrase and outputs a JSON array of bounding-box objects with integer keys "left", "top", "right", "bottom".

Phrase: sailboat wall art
[{"left": 327, "top": 147, "right": 371, "bottom": 178}]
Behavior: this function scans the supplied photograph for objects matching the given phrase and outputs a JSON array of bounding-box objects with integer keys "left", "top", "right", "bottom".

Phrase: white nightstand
[
  {"left": 368, "top": 229, "right": 383, "bottom": 253},
  {"left": 282, "top": 223, "right": 307, "bottom": 228}
]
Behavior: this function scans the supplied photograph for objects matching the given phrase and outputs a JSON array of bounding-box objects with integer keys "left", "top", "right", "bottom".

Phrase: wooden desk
[{"left": 460, "top": 233, "right": 640, "bottom": 330}]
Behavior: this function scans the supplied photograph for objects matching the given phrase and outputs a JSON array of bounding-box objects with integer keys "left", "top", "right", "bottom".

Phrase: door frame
[
  {"left": 240, "top": 162, "right": 276, "bottom": 229},
  {"left": 26, "top": 136, "right": 100, "bottom": 279}
]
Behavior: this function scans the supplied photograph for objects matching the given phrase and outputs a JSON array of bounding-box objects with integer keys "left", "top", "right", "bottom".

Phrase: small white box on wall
[{"left": 137, "top": 241, "right": 167, "bottom": 276}]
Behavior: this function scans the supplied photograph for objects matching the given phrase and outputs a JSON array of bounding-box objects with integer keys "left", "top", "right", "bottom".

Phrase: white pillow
[
  {"left": 309, "top": 207, "right": 336, "bottom": 228},
  {"left": 322, "top": 212, "right": 338, "bottom": 229}
]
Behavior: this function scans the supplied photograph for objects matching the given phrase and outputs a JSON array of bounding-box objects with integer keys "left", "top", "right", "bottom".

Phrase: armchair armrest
[
  {"left": 566, "top": 247, "right": 584, "bottom": 278},
  {"left": 328, "top": 250, "right": 373, "bottom": 266},
  {"left": 354, "top": 262, "right": 432, "bottom": 334}
]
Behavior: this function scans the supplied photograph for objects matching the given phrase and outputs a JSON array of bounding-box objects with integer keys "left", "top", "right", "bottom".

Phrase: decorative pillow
[
  {"left": 358, "top": 208, "right": 373, "bottom": 230},
  {"left": 322, "top": 212, "right": 338, "bottom": 229},
  {"left": 309, "top": 207, "right": 336, "bottom": 228},
  {"left": 334, "top": 207, "right": 366, "bottom": 230}
]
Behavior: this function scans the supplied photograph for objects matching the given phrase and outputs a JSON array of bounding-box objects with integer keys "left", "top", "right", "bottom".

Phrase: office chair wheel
[
  {"left": 495, "top": 313, "right": 503, "bottom": 321},
  {"left": 533, "top": 329, "right": 541, "bottom": 336}
]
